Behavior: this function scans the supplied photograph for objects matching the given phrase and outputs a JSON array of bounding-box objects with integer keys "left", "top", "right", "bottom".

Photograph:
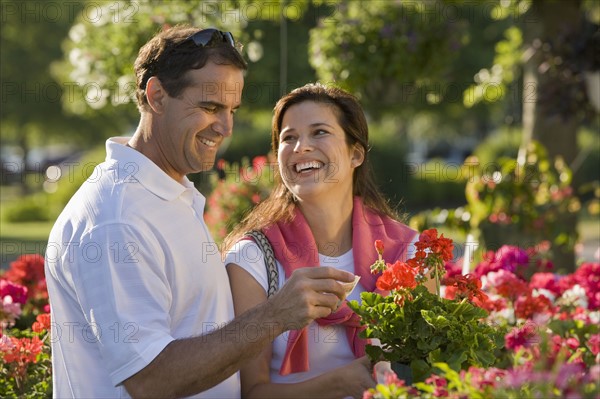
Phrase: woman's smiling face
[{"left": 277, "top": 101, "right": 363, "bottom": 202}]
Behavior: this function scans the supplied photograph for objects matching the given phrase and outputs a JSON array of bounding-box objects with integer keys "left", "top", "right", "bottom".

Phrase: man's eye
[{"left": 202, "top": 106, "right": 218, "bottom": 113}]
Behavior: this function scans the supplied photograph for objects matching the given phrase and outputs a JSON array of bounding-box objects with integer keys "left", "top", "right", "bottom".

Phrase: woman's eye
[
  {"left": 315, "top": 129, "right": 328, "bottom": 136},
  {"left": 281, "top": 135, "right": 295, "bottom": 142}
]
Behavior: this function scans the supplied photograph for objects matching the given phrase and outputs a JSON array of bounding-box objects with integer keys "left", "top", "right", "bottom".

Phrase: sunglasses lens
[
  {"left": 190, "top": 29, "right": 217, "bottom": 47},
  {"left": 187, "top": 29, "right": 236, "bottom": 49},
  {"left": 223, "top": 32, "right": 235, "bottom": 47}
]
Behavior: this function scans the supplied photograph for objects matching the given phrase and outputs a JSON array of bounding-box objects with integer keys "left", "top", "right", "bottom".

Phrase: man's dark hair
[{"left": 134, "top": 25, "right": 247, "bottom": 112}]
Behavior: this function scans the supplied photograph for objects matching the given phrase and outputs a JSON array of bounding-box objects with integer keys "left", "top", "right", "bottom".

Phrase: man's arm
[{"left": 123, "top": 267, "right": 354, "bottom": 398}]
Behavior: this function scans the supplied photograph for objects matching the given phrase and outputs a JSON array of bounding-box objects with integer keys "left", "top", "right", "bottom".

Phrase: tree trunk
[{"left": 521, "top": 0, "right": 583, "bottom": 272}]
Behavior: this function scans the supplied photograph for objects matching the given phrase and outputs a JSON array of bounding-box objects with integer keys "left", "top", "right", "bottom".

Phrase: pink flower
[
  {"left": 0, "top": 279, "right": 28, "bottom": 304},
  {"left": 425, "top": 374, "right": 448, "bottom": 397},
  {"left": 443, "top": 259, "right": 462, "bottom": 280},
  {"left": 529, "top": 272, "right": 562, "bottom": 296},
  {"left": 505, "top": 323, "right": 539, "bottom": 351},
  {"left": 2, "top": 254, "right": 47, "bottom": 302},
  {"left": 384, "top": 371, "right": 403, "bottom": 386},
  {"left": 486, "top": 270, "right": 529, "bottom": 301},
  {"left": 587, "top": 334, "right": 600, "bottom": 356},
  {"left": 252, "top": 155, "right": 268, "bottom": 171}
]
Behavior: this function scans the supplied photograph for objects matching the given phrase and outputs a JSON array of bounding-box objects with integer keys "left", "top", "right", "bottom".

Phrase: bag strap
[{"left": 246, "top": 230, "right": 279, "bottom": 298}]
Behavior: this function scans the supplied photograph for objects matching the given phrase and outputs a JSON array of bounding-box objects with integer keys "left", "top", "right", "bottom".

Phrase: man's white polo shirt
[{"left": 45, "top": 137, "right": 240, "bottom": 398}]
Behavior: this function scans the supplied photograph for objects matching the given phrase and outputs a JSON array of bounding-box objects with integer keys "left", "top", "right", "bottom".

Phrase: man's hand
[{"left": 267, "top": 267, "right": 354, "bottom": 330}]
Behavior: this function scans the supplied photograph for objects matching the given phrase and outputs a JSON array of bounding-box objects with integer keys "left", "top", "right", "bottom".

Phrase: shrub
[
  {"left": 2, "top": 196, "right": 50, "bottom": 223},
  {"left": 204, "top": 155, "right": 275, "bottom": 244}
]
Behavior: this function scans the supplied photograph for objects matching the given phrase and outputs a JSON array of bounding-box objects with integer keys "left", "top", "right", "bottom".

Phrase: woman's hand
[{"left": 330, "top": 356, "right": 377, "bottom": 398}]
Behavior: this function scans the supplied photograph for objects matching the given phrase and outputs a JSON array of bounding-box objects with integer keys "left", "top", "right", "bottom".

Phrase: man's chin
[{"left": 190, "top": 161, "right": 216, "bottom": 174}]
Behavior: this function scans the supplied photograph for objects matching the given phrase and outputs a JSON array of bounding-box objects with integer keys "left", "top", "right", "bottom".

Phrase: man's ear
[
  {"left": 146, "top": 77, "right": 166, "bottom": 114},
  {"left": 351, "top": 144, "right": 365, "bottom": 168}
]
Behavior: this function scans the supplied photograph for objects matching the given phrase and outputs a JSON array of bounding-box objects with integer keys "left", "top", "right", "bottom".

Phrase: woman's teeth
[{"left": 295, "top": 161, "right": 323, "bottom": 172}]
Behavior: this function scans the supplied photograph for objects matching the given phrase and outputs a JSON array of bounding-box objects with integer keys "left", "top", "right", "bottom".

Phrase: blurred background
[{"left": 1, "top": 0, "right": 598, "bottom": 273}]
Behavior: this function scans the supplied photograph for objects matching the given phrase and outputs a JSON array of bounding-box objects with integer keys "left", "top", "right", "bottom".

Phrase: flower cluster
[
  {"left": 2, "top": 254, "right": 48, "bottom": 315},
  {"left": 363, "top": 244, "right": 600, "bottom": 399},
  {"left": 350, "top": 229, "right": 505, "bottom": 382},
  {"left": 1, "top": 280, "right": 28, "bottom": 328},
  {"left": 371, "top": 229, "right": 456, "bottom": 301},
  {"left": 204, "top": 155, "right": 275, "bottom": 244},
  {"left": 1, "top": 256, "right": 52, "bottom": 397}
]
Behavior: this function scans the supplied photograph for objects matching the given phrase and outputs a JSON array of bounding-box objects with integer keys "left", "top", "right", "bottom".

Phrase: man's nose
[{"left": 213, "top": 113, "right": 233, "bottom": 137}]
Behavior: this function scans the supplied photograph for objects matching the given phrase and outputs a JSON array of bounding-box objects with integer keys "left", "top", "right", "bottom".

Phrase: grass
[{"left": 1, "top": 221, "right": 54, "bottom": 240}]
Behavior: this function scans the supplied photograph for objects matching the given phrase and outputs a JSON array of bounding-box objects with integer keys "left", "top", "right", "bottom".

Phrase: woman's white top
[{"left": 225, "top": 239, "right": 416, "bottom": 383}]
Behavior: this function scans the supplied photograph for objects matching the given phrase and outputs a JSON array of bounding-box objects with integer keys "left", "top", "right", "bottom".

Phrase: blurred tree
[
  {"left": 0, "top": 0, "right": 105, "bottom": 194},
  {"left": 51, "top": 0, "right": 328, "bottom": 119}
]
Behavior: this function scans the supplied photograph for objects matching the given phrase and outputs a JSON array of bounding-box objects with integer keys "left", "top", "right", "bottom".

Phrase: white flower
[
  {"left": 557, "top": 284, "right": 588, "bottom": 309},
  {"left": 533, "top": 288, "right": 556, "bottom": 303}
]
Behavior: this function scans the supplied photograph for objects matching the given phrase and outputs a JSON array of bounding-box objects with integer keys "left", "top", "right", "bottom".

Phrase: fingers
[
  {"left": 289, "top": 267, "right": 355, "bottom": 302},
  {"left": 296, "top": 266, "right": 355, "bottom": 283},
  {"left": 267, "top": 267, "right": 357, "bottom": 331}
]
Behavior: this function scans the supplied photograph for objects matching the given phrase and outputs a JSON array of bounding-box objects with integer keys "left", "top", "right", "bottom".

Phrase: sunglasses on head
[{"left": 184, "top": 28, "right": 241, "bottom": 52}]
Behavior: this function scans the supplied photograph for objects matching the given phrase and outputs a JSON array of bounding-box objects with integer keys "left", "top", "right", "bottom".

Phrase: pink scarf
[{"left": 260, "top": 197, "right": 416, "bottom": 375}]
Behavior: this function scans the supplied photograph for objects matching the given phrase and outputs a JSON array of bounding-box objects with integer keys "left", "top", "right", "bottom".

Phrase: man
[{"left": 45, "top": 25, "right": 355, "bottom": 398}]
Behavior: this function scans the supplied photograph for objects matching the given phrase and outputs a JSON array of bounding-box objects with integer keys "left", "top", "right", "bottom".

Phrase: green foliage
[
  {"left": 472, "top": 127, "right": 521, "bottom": 166},
  {"left": 465, "top": 141, "right": 580, "bottom": 245},
  {"left": 1, "top": 0, "right": 82, "bottom": 138},
  {"left": 349, "top": 286, "right": 506, "bottom": 382},
  {"left": 309, "top": 0, "right": 468, "bottom": 115},
  {"left": 52, "top": 0, "right": 248, "bottom": 119},
  {"left": 2, "top": 196, "right": 50, "bottom": 223},
  {"left": 463, "top": 25, "right": 523, "bottom": 108}
]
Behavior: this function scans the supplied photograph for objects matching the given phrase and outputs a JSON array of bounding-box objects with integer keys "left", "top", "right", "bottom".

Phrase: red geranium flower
[
  {"left": 445, "top": 274, "right": 488, "bottom": 305},
  {"left": 514, "top": 292, "right": 553, "bottom": 319},
  {"left": 32, "top": 313, "right": 51, "bottom": 333},
  {"left": 376, "top": 261, "right": 417, "bottom": 292}
]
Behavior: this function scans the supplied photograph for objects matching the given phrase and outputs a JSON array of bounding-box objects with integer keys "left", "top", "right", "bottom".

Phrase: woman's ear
[
  {"left": 351, "top": 144, "right": 365, "bottom": 168},
  {"left": 146, "top": 77, "right": 166, "bottom": 114}
]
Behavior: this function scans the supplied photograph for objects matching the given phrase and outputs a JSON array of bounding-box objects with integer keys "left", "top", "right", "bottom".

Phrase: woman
[{"left": 224, "top": 83, "right": 418, "bottom": 398}]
